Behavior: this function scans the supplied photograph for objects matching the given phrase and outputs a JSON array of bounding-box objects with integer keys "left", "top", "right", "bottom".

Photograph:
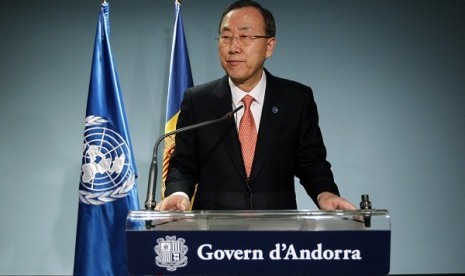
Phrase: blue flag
[
  {"left": 74, "top": 3, "right": 139, "bottom": 275},
  {"left": 162, "top": 0, "right": 193, "bottom": 194}
]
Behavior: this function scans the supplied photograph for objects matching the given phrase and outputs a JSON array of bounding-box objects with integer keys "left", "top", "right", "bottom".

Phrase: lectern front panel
[{"left": 126, "top": 210, "right": 390, "bottom": 275}]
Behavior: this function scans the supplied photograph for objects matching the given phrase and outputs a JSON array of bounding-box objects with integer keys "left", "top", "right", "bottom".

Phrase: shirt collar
[{"left": 230, "top": 71, "right": 267, "bottom": 107}]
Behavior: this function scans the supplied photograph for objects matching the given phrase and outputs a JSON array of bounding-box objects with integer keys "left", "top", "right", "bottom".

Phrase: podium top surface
[{"left": 127, "top": 209, "right": 390, "bottom": 231}]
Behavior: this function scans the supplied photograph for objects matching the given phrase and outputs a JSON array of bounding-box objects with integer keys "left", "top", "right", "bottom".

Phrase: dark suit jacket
[{"left": 165, "top": 70, "right": 340, "bottom": 210}]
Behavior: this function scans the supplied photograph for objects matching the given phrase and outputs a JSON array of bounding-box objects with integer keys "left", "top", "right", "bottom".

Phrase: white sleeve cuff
[{"left": 170, "top": 191, "right": 190, "bottom": 201}]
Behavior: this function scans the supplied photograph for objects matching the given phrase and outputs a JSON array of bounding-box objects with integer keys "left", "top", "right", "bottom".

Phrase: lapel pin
[{"left": 272, "top": 106, "right": 278, "bottom": 114}]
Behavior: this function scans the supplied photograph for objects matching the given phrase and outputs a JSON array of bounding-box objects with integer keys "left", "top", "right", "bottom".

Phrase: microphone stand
[{"left": 145, "top": 105, "right": 243, "bottom": 210}]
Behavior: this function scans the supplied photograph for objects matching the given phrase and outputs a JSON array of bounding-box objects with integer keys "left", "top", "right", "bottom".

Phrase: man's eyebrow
[
  {"left": 221, "top": 26, "right": 232, "bottom": 32},
  {"left": 221, "top": 26, "right": 253, "bottom": 32}
]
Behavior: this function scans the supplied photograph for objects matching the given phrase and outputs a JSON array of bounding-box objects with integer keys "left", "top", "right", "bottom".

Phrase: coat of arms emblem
[{"left": 155, "top": 236, "right": 188, "bottom": 271}]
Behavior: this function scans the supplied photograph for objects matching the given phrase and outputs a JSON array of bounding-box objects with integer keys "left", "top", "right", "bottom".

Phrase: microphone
[{"left": 145, "top": 105, "right": 244, "bottom": 210}]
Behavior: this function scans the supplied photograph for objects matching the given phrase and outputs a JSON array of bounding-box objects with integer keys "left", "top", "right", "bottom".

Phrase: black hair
[{"left": 218, "top": 0, "right": 276, "bottom": 37}]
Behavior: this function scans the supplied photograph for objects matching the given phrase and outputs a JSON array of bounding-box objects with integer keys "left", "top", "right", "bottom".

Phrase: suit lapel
[
  {"left": 208, "top": 76, "right": 247, "bottom": 180},
  {"left": 250, "top": 71, "right": 281, "bottom": 180}
]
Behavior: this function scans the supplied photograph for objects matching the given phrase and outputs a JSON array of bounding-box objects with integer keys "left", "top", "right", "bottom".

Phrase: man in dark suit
[{"left": 156, "top": 0, "right": 356, "bottom": 211}]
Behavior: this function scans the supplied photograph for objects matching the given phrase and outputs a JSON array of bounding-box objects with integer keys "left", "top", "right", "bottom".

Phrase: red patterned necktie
[{"left": 238, "top": 95, "right": 257, "bottom": 177}]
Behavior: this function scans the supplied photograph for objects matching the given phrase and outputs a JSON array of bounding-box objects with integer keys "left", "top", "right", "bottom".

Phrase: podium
[{"left": 126, "top": 209, "right": 390, "bottom": 275}]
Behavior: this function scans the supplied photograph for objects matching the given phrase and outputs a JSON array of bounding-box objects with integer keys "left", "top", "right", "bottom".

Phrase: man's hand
[
  {"left": 317, "top": 192, "right": 357, "bottom": 211},
  {"left": 155, "top": 194, "right": 191, "bottom": 211}
]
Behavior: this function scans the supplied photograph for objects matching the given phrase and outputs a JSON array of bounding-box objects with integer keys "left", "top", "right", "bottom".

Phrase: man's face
[{"left": 218, "top": 6, "right": 276, "bottom": 91}]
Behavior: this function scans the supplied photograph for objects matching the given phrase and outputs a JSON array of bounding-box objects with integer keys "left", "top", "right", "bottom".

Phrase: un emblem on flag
[
  {"left": 155, "top": 236, "right": 188, "bottom": 271},
  {"left": 79, "top": 115, "right": 136, "bottom": 205}
]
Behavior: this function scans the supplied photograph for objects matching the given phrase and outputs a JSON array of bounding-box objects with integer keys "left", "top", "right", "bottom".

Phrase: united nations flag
[{"left": 74, "top": 2, "right": 140, "bottom": 275}]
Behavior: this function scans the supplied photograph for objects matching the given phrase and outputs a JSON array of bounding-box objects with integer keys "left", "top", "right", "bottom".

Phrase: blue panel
[{"left": 127, "top": 230, "right": 390, "bottom": 275}]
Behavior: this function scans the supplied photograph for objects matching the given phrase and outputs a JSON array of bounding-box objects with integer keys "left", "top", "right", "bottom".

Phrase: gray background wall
[{"left": 1, "top": 0, "right": 464, "bottom": 274}]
